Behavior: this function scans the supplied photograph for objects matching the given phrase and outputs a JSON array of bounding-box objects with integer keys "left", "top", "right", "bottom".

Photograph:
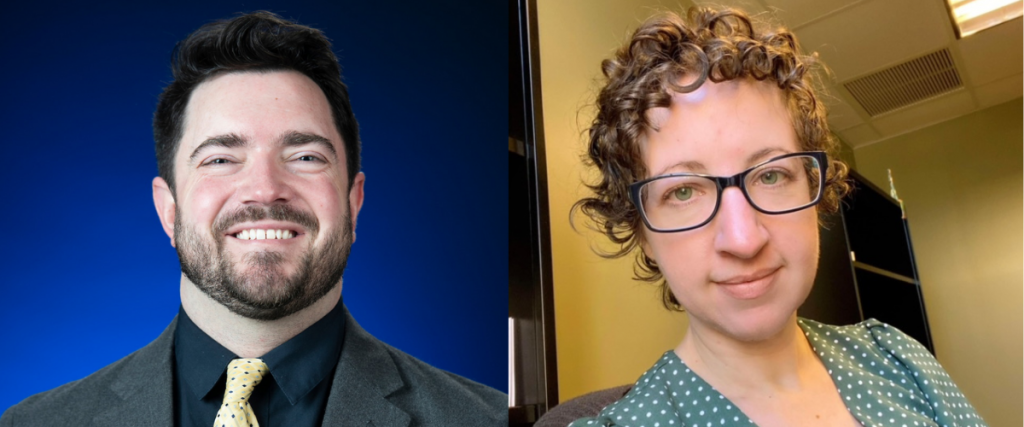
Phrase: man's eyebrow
[
  {"left": 189, "top": 133, "right": 248, "bottom": 165},
  {"left": 281, "top": 131, "right": 337, "bottom": 160},
  {"left": 187, "top": 132, "right": 337, "bottom": 165}
]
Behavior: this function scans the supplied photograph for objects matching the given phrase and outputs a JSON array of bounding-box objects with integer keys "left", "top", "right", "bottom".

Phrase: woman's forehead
[
  {"left": 647, "top": 79, "right": 789, "bottom": 127},
  {"left": 641, "top": 79, "right": 798, "bottom": 174}
]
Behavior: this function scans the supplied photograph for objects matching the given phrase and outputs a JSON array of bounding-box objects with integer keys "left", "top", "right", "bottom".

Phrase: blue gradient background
[{"left": 0, "top": 1, "right": 507, "bottom": 412}]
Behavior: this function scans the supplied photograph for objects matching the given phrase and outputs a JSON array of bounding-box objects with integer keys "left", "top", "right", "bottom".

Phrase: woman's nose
[{"left": 712, "top": 186, "right": 769, "bottom": 259}]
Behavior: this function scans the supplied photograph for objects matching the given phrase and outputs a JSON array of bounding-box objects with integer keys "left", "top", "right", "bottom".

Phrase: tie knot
[{"left": 222, "top": 358, "right": 269, "bottom": 403}]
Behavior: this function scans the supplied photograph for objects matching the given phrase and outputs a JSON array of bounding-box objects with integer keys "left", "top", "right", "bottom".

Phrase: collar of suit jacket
[{"left": 92, "top": 303, "right": 411, "bottom": 427}]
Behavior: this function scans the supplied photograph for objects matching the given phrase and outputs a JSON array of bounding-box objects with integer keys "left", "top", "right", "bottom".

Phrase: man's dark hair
[{"left": 154, "top": 11, "right": 360, "bottom": 196}]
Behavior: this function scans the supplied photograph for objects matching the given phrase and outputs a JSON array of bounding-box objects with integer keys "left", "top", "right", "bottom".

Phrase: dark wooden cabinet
[{"left": 801, "top": 169, "right": 935, "bottom": 354}]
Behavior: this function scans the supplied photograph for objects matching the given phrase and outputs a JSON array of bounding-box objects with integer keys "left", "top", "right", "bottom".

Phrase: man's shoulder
[
  {"left": 375, "top": 339, "right": 508, "bottom": 424},
  {"left": 1, "top": 318, "right": 177, "bottom": 427},
  {"left": 336, "top": 305, "right": 507, "bottom": 424},
  {"left": 380, "top": 339, "right": 507, "bottom": 402},
  {"left": 1, "top": 345, "right": 150, "bottom": 426}
]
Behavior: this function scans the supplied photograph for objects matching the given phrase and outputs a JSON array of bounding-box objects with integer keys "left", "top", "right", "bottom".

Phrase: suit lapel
[
  {"left": 92, "top": 316, "right": 178, "bottom": 427},
  {"left": 84, "top": 306, "right": 412, "bottom": 427},
  {"left": 322, "top": 305, "right": 410, "bottom": 427}
]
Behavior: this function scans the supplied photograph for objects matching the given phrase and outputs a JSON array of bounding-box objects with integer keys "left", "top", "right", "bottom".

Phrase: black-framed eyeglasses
[{"left": 629, "top": 151, "right": 828, "bottom": 233}]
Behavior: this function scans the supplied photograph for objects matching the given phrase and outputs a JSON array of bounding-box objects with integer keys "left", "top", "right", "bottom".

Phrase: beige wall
[
  {"left": 853, "top": 98, "right": 1023, "bottom": 427},
  {"left": 836, "top": 133, "right": 857, "bottom": 170},
  {"left": 536, "top": 0, "right": 692, "bottom": 402}
]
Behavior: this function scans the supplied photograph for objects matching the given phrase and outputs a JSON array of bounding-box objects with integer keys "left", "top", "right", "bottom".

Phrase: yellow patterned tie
[{"left": 214, "top": 358, "right": 269, "bottom": 427}]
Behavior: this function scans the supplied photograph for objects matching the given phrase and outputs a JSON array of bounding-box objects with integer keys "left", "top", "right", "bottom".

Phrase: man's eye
[
  {"left": 205, "top": 158, "right": 232, "bottom": 165},
  {"left": 298, "top": 155, "right": 323, "bottom": 162}
]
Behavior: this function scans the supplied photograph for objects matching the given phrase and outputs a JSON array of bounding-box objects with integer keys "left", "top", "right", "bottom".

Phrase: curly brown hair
[{"left": 572, "top": 6, "right": 851, "bottom": 310}]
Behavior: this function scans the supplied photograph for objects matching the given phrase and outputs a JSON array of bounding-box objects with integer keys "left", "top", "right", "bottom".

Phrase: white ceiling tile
[
  {"left": 825, "top": 94, "right": 866, "bottom": 130},
  {"left": 871, "top": 90, "right": 977, "bottom": 136},
  {"left": 692, "top": 0, "right": 769, "bottom": 16},
  {"left": 837, "top": 123, "right": 882, "bottom": 148},
  {"left": 957, "top": 18, "right": 1024, "bottom": 86},
  {"left": 793, "top": 0, "right": 953, "bottom": 81},
  {"left": 973, "top": 74, "right": 1024, "bottom": 108},
  {"left": 765, "top": 0, "right": 859, "bottom": 28}
]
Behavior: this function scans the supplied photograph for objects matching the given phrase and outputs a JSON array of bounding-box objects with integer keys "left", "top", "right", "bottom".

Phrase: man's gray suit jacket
[{"left": 0, "top": 304, "right": 507, "bottom": 426}]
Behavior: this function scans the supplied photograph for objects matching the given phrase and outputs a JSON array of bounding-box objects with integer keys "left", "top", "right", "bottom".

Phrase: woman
[{"left": 569, "top": 7, "right": 986, "bottom": 427}]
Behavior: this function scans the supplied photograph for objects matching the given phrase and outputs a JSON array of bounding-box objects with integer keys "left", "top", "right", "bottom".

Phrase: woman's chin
[{"left": 698, "top": 308, "right": 797, "bottom": 343}]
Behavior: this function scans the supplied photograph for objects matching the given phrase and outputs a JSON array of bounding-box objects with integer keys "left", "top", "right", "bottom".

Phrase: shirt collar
[{"left": 174, "top": 297, "right": 346, "bottom": 405}]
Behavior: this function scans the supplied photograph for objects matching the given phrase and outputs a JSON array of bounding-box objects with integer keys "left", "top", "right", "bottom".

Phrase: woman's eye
[
  {"left": 760, "top": 171, "right": 779, "bottom": 185},
  {"left": 672, "top": 187, "right": 693, "bottom": 201}
]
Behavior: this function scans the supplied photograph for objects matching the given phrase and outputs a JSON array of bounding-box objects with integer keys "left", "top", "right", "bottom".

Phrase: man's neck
[
  {"left": 675, "top": 314, "right": 820, "bottom": 396},
  {"left": 179, "top": 275, "right": 342, "bottom": 358}
]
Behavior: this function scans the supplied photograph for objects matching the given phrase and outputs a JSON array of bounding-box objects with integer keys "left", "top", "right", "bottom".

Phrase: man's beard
[{"left": 174, "top": 204, "right": 352, "bottom": 321}]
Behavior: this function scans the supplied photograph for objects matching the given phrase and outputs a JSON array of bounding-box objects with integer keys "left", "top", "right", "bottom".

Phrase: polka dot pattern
[
  {"left": 569, "top": 318, "right": 987, "bottom": 427},
  {"left": 214, "top": 358, "right": 269, "bottom": 427}
]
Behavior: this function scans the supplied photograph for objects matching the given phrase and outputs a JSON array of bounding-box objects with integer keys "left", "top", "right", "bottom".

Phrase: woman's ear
[{"left": 639, "top": 235, "right": 653, "bottom": 260}]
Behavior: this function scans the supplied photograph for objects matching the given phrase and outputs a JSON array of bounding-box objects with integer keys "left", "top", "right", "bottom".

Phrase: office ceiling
[{"left": 689, "top": 0, "right": 1023, "bottom": 148}]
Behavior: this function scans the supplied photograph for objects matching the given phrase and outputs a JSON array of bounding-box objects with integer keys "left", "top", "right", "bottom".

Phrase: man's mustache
[{"left": 213, "top": 205, "right": 319, "bottom": 237}]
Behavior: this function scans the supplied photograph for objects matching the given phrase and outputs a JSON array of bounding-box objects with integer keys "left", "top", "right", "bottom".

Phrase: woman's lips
[{"left": 714, "top": 268, "right": 779, "bottom": 300}]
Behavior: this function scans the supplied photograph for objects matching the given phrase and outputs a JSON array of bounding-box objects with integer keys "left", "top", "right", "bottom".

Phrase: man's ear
[
  {"left": 347, "top": 172, "right": 366, "bottom": 242},
  {"left": 152, "top": 177, "right": 177, "bottom": 247}
]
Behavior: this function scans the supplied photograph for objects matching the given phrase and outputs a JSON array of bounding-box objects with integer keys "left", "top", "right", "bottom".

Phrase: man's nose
[
  {"left": 712, "top": 186, "right": 769, "bottom": 259},
  {"left": 238, "top": 155, "right": 295, "bottom": 205}
]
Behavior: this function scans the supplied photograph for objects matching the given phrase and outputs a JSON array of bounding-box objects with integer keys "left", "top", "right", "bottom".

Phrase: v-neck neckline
[{"left": 665, "top": 319, "right": 868, "bottom": 427}]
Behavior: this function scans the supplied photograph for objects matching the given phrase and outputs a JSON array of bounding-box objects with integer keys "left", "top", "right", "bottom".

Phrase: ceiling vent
[{"left": 842, "top": 49, "right": 963, "bottom": 116}]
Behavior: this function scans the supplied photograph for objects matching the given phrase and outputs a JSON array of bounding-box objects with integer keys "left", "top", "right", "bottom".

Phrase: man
[{"left": 1, "top": 11, "right": 506, "bottom": 427}]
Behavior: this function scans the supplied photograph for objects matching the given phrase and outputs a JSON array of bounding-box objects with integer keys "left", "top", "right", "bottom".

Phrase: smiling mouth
[
  {"left": 714, "top": 268, "right": 779, "bottom": 300},
  {"left": 714, "top": 267, "right": 780, "bottom": 285},
  {"left": 231, "top": 229, "right": 301, "bottom": 240}
]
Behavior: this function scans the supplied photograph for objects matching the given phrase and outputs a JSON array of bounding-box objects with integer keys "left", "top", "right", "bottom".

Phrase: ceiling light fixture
[{"left": 947, "top": 0, "right": 1023, "bottom": 37}]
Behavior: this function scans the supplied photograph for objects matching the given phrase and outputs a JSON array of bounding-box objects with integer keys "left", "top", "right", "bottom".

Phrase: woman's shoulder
[
  {"left": 797, "top": 316, "right": 941, "bottom": 376},
  {"left": 569, "top": 351, "right": 752, "bottom": 427},
  {"left": 797, "top": 317, "right": 929, "bottom": 358},
  {"left": 798, "top": 317, "right": 987, "bottom": 426}
]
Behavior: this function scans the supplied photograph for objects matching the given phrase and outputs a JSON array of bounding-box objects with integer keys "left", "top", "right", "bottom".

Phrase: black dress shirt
[{"left": 173, "top": 298, "right": 346, "bottom": 427}]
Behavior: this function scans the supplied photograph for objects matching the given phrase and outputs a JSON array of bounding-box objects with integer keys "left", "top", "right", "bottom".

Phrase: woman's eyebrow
[
  {"left": 653, "top": 160, "right": 707, "bottom": 177},
  {"left": 746, "top": 147, "right": 790, "bottom": 165},
  {"left": 652, "top": 146, "right": 792, "bottom": 177}
]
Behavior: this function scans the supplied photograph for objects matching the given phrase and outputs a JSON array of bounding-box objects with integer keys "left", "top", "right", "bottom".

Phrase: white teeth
[{"left": 234, "top": 229, "right": 296, "bottom": 240}]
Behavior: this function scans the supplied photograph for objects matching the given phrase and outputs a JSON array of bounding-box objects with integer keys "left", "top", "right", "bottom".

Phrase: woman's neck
[{"left": 674, "top": 314, "right": 820, "bottom": 397}]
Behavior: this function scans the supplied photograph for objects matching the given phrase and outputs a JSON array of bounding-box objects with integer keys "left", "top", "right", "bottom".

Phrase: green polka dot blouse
[{"left": 569, "top": 318, "right": 987, "bottom": 427}]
